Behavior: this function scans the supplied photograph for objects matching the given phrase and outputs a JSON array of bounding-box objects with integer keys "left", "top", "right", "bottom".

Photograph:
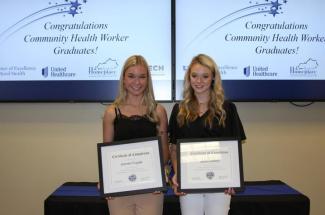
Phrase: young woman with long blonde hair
[
  {"left": 103, "top": 55, "right": 169, "bottom": 215},
  {"left": 169, "top": 54, "right": 246, "bottom": 215}
]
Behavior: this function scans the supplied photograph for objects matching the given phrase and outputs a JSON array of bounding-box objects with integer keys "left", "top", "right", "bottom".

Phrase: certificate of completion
[
  {"left": 177, "top": 138, "right": 244, "bottom": 193},
  {"left": 109, "top": 147, "right": 155, "bottom": 188},
  {"left": 97, "top": 137, "right": 166, "bottom": 197}
]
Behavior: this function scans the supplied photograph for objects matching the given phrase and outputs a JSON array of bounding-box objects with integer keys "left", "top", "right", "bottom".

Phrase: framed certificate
[
  {"left": 177, "top": 138, "right": 244, "bottom": 193},
  {"left": 97, "top": 137, "right": 167, "bottom": 197}
]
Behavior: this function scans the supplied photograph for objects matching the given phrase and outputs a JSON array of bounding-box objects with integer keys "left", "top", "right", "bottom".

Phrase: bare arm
[
  {"left": 156, "top": 104, "right": 169, "bottom": 165},
  {"left": 170, "top": 144, "right": 177, "bottom": 179},
  {"left": 103, "top": 105, "right": 116, "bottom": 142},
  {"left": 99, "top": 105, "right": 116, "bottom": 197},
  {"left": 170, "top": 143, "right": 185, "bottom": 195}
]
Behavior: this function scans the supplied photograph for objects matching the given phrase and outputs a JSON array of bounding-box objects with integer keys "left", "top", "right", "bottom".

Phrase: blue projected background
[
  {"left": 0, "top": 0, "right": 172, "bottom": 101},
  {"left": 175, "top": 0, "right": 325, "bottom": 101},
  {"left": 1, "top": 0, "right": 325, "bottom": 102}
]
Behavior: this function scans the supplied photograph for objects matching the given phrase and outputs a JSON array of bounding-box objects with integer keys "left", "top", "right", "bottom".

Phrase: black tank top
[{"left": 113, "top": 107, "right": 157, "bottom": 141}]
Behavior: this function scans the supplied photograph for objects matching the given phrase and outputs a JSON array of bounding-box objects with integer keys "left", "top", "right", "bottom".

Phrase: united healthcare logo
[
  {"left": 243, "top": 65, "right": 277, "bottom": 77},
  {"left": 42, "top": 67, "right": 48, "bottom": 78},
  {"left": 41, "top": 66, "right": 75, "bottom": 78},
  {"left": 243, "top": 66, "right": 250, "bottom": 77}
]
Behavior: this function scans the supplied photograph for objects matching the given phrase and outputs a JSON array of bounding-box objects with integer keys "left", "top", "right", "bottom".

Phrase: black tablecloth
[{"left": 44, "top": 180, "right": 309, "bottom": 215}]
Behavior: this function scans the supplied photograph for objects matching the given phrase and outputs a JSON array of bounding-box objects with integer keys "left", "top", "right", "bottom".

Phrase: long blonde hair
[
  {"left": 113, "top": 55, "right": 158, "bottom": 123},
  {"left": 178, "top": 54, "right": 226, "bottom": 127}
]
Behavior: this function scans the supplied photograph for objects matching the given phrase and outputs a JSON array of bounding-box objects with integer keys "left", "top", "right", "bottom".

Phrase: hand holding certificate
[
  {"left": 177, "top": 138, "right": 244, "bottom": 193},
  {"left": 97, "top": 137, "right": 167, "bottom": 197}
]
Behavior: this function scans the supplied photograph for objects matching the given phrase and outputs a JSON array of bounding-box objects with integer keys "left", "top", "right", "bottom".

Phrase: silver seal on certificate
[
  {"left": 206, "top": 172, "right": 215, "bottom": 180},
  {"left": 129, "top": 174, "right": 137, "bottom": 182}
]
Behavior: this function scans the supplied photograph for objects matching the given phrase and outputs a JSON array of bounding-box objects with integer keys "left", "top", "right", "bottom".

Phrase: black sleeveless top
[{"left": 114, "top": 107, "right": 157, "bottom": 141}]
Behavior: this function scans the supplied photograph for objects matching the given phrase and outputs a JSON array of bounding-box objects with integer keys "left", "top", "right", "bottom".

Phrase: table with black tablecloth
[{"left": 44, "top": 180, "right": 309, "bottom": 215}]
